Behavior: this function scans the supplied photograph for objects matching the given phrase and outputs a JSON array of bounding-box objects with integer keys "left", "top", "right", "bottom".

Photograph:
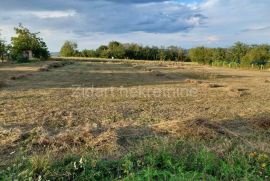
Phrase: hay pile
[
  {"left": 39, "top": 61, "right": 74, "bottom": 72},
  {"left": 0, "top": 127, "right": 22, "bottom": 147},
  {"left": 152, "top": 118, "right": 228, "bottom": 140},
  {"left": 227, "top": 87, "right": 249, "bottom": 97},
  {"left": 31, "top": 123, "right": 118, "bottom": 153}
]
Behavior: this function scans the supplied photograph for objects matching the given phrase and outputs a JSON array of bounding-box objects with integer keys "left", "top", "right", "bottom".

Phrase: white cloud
[
  {"left": 201, "top": 0, "right": 219, "bottom": 9},
  {"left": 206, "top": 36, "right": 220, "bottom": 43},
  {"left": 186, "top": 16, "right": 202, "bottom": 26},
  {"left": 24, "top": 10, "right": 77, "bottom": 19},
  {"left": 242, "top": 26, "right": 270, "bottom": 32}
]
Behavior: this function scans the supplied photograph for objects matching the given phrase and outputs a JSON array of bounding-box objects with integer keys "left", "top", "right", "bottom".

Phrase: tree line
[
  {"left": 60, "top": 41, "right": 187, "bottom": 61},
  {"left": 1, "top": 24, "right": 269, "bottom": 68},
  {"left": 0, "top": 24, "right": 49, "bottom": 63},
  {"left": 60, "top": 41, "right": 270, "bottom": 67},
  {"left": 189, "top": 43, "right": 270, "bottom": 67}
]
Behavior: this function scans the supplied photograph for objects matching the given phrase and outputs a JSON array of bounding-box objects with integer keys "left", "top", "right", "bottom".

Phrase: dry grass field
[{"left": 1, "top": 60, "right": 270, "bottom": 180}]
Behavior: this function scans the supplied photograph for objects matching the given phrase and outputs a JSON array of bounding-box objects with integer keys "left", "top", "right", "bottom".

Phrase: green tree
[
  {"left": 211, "top": 48, "right": 226, "bottom": 62},
  {"left": 124, "top": 43, "right": 142, "bottom": 60},
  {"left": 188, "top": 47, "right": 212, "bottom": 64},
  {"left": 165, "top": 46, "right": 186, "bottom": 61},
  {"left": 11, "top": 24, "right": 49, "bottom": 62},
  {"left": 107, "top": 41, "right": 125, "bottom": 59},
  {"left": 158, "top": 48, "right": 166, "bottom": 61},
  {"left": 60, "top": 41, "right": 78, "bottom": 57},
  {"left": 80, "top": 49, "right": 97, "bottom": 57},
  {"left": 166, "top": 46, "right": 179, "bottom": 61},
  {"left": 230, "top": 42, "right": 249, "bottom": 63},
  {"left": 96, "top": 45, "right": 109, "bottom": 58},
  {"left": 241, "top": 45, "right": 270, "bottom": 66},
  {"left": 177, "top": 48, "right": 186, "bottom": 62}
]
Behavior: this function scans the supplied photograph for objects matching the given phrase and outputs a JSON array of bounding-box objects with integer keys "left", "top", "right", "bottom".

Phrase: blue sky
[{"left": 0, "top": 0, "right": 269, "bottom": 52}]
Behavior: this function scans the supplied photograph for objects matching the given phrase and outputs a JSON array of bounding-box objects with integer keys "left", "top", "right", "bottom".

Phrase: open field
[{"left": 1, "top": 60, "right": 270, "bottom": 180}]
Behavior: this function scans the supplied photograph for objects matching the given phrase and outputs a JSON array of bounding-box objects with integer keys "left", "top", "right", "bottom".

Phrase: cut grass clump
[
  {"left": 185, "top": 79, "right": 204, "bottom": 84},
  {"left": 10, "top": 73, "right": 33, "bottom": 80},
  {"left": 1, "top": 140, "right": 269, "bottom": 180},
  {"left": 47, "top": 62, "right": 65, "bottom": 69},
  {"left": 47, "top": 61, "right": 74, "bottom": 68},
  {"left": 152, "top": 118, "right": 229, "bottom": 140},
  {"left": 251, "top": 113, "right": 270, "bottom": 130},
  {"left": 0, "top": 81, "right": 7, "bottom": 88},
  {"left": 207, "top": 83, "right": 227, "bottom": 88},
  {"left": 151, "top": 70, "right": 165, "bottom": 76},
  {"left": 39, "top": 61, "right": 74, "bottom": 72},
  {"left": 38, "top": 67, "right": 49, "bottom": 72},
  {"left": 0, "top": 127, "right": 22, "bottom": 147},
  {"left": 30, "top": 122, "right": 117, "bottom": 153},
  {"left": 227, "top": 86, "right": 249, "bottom": 97},
  {"left": 228, "top": 87, "right": 249, "bottom": 92}
]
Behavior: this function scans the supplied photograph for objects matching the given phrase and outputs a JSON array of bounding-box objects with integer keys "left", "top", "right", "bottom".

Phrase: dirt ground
[{"left": 1, "top": 60, "right": 270, "bottom": 168}]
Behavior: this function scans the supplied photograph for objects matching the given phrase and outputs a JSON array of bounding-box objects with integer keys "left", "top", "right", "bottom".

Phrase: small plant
[
  {"left": 29, "top": 155, "right": 51, "bottom": 178},
  {"left": 249, "top": 152, "right": 270, "bottom": 179}
]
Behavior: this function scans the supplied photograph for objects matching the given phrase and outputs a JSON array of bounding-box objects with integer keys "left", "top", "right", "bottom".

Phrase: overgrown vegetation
[{"left": 1, "top": 139, "right": 270, "bottom": 180}]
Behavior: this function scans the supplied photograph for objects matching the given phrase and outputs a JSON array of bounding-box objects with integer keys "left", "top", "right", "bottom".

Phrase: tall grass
[{"left": 1, "top": 140, "right": 269, "bottom": 180}]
